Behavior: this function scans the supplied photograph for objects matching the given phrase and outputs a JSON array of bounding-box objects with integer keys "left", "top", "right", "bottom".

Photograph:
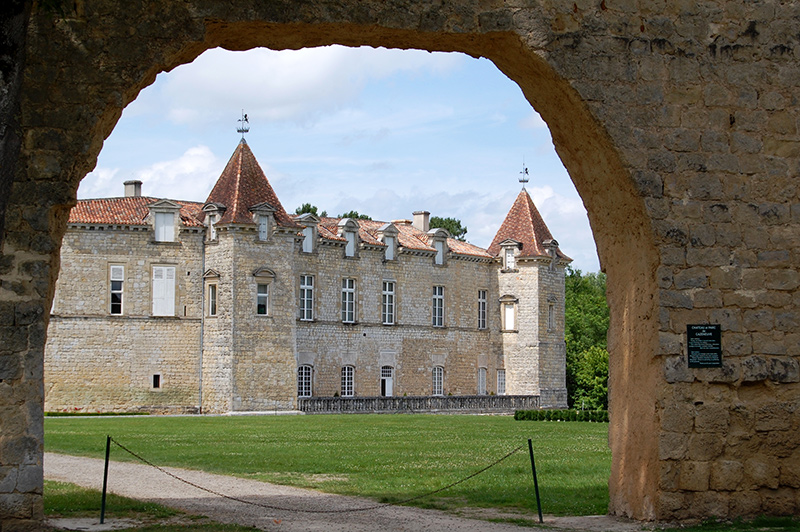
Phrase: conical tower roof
[
  {"left": 203, "top": 140, "right": 296, "bottom": 227},
  {"left": 488, "top": 188, "right": 570, "bottom": 261}
]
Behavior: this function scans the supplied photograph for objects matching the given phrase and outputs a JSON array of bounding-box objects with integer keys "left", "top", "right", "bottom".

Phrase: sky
[{"left": 79, "top": 46, "right": 601, "bottom": 273}]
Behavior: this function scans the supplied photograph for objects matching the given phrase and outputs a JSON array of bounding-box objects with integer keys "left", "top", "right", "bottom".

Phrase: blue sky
[{"left": 80, "top": 46, "right": 600, "bottom": 272}]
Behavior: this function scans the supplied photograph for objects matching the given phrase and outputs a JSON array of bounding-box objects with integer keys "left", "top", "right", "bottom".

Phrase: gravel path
[{"left": 44, "top": 453, "right": 652, "bottom": 532}]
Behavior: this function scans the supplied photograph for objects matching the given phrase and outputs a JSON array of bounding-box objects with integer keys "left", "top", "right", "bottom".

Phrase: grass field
[{"left": 45, "top": 414, "right": 610, "bottom": 516}]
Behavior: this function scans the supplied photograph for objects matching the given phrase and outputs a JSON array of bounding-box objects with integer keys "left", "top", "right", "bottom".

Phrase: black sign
[{"left": 687, "top": 324, "right": 722, "bottom": 368}]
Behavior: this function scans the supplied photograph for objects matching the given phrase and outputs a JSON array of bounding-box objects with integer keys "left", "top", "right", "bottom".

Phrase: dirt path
[{"left": 44, "top": 453, "right": 653, "bottom": 532}]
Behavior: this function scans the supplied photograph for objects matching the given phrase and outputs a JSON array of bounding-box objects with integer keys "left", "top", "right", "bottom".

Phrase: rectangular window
[
  {"left": 152, "top": 374, "right": 161, "bottom": 389},
  {"left": 152, "top": 266, "right": 176, "bottom": 316},
  {"left": 257, "top": 215, "right": 269, "bottom": 241},
  {"left": 257, "top": 284, "right": 269, "bottom": 315},
  {"left": 380, "top": 366, "right": 394, "bottom": 397},
  {"left": 477, "top": 290, "right": 487, "bottom": 329},
  {"left": 381, "top": 281, "right": 395, "bottom": 325},
  {"left": 548, "top": 303, "right": 555, "bottom": 331},
  {"left": 432, "top": 285, "right": 444, "bottom": 327},
  {"left": 341, "top": 366, "right": 354, "bottom": 397},
  {"left": 432, "top": 366, "right": 444, "bottom": 396},
  {"left": 299, "top": 275, "right": 314, "bottom": 321},
  {"left": 504, "top": 248, "right": 516, "bottom": 269},
  {"left": 497, "top": 369, "right": 506, "bottom": 395},
  {"left": 503, "top": 302, "right": 516, "bottom": 331},
  {"left": 298, "top": 365, "right": 312, "bottom": 397},
  {"left": 478, "top": 367, "right": 487, "bottom": 395},
  {"left": 302, "top": 226, "right": 314, "bottom": 253},
  {"left": 207, "top": 284, "right": 217, "bottom": 316},
  {"left": 384, "top": 235, "right": 395, "bottom": 261},
  {"left": 345, "top": 231, "right": 356, "bottom": 257},
  {"left": 434, "top": 240, "right": 444, "bottom": 265},
  {"left": 208, "top": 214, "right": 217, "bottom": 240},
  {"left": 341, "top": 278, "right": 356, "bottom": 323},
  {"left": 155, "top": 212, "right": 175, "bottom": 242},
  {"left": 110, "top": 265, "right": 124, "bottom": 315}
]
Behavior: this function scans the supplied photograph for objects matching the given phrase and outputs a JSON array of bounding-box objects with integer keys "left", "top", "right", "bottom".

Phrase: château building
[{"left": 44, "top": 139, "right": 571, "bottom": 414}]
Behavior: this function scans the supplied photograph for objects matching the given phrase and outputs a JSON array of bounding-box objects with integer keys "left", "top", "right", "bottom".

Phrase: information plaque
[{"left": 687, "top": 324, "right": 722, "bottom": 368}]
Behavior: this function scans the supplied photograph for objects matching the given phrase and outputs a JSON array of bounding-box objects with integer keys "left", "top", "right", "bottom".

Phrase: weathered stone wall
[
  {"left": 295, "top": 235, "right": 502, "bottom": 397},
  {"left": 44, "top": 225, "right": 205, "bottom": 413},
  {"left": 3, "top": 0, "right": 800, "bottom": 527}
]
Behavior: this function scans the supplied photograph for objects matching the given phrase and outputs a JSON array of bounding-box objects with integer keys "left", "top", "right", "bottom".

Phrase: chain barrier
[{"left": 110, "top": 437, "right": 526, "bottom": 514}]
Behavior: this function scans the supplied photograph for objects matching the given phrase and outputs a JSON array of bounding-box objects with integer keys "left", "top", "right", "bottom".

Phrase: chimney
[
  {"left": 124, "top": 180, "right": 142, "bottom": 197},
  {"left": 412, "top": 210, "right": 430, "bottom": 232}
]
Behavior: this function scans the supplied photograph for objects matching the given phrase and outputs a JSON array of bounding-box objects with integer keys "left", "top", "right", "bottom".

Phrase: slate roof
[
  {"left": 487, "top": 188, "right": 571, "bottom": 261},
  {"left": 310, "top": 217, "right": 493, "bottom": 259},
  {"left": 68, "top": 196, "right": 204, "bottom": 227},
  {"left": 202, "top": 140, "right": 297, "bottom": 228}
]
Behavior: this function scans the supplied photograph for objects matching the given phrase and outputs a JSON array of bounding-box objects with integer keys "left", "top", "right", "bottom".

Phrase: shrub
[{"left": 514, "top": 409, "right": 609, "bottom": 423}]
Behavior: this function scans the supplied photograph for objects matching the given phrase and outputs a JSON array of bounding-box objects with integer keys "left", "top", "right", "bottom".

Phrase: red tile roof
[
  {"left": 68, "top": 197, "right": 204, "bottom": 227},
  {"left": 202, "top": 140, "right": 297, "bottom": 228},
  {"left": 487, "top": 188, "right": 570, "bottom": 260},
  {"left": 309, "top": 217, "right": 492, "bottom": 259}
]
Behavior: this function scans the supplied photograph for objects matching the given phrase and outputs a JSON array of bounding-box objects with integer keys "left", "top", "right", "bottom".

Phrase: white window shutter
[
  {"left": 152, "top": 266, "right": 175, "bottom": 316},
  {"left": 110, "top": 265, "right": 124, "bottom": 281}
]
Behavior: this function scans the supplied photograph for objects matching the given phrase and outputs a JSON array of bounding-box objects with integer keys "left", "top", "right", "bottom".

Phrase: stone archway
[{"left": 3, "top": 2, "right": 799, "bottom": 528}]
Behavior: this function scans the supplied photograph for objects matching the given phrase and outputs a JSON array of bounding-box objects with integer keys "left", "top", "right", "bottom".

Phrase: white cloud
[
  {"left": 141, "top": 46, "right": 463, "bottom": 129},
  {"left": 78, "top": 167, "right": 119, "bottom": 198},
  {"left": 133, "top": 145, "right": 222, "bottom": 201}
]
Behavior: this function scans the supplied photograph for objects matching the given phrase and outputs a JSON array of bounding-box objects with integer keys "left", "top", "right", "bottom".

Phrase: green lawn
[{"left": 45, "top": 414, "right": 610, "bottom": 516}]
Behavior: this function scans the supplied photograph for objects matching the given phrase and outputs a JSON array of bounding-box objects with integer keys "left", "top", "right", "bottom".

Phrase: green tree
[
  {"left": 337, "top": 210, "right": 372, "bottom": 220},
  {"left": 429, "top": 216, "right": 467, "bottom": 241},
  {"left": 564, "top": 266, "right": 609, "bottom": 408},
  {"left": 295, "top": 203, "right": 327, "bottom": 217},
  {"left": 572, "top": 345, "right": 609, "bottom": 410}
]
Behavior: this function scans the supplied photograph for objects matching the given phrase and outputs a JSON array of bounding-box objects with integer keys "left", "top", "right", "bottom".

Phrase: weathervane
[
  {"left": 237, "top": 110, "right": 250, "bottom": 140},
  {"left": 519, "top": 160, "right": 529, "bottom": 188}
]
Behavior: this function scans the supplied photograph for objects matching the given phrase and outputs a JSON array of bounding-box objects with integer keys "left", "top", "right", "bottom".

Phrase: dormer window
[
  {"left": 338, "top": 218, "right": 360, "bottom": 258},
  {"left": 250, "top": 202, "right": 276, "bottom": 242},
  {"left": 258, "top": 215, "right": 269, "bottom": 240},
  {"left": 499, "top": 239, "right": 522, "bottom": 271},
  {"left": 155, "top": 212, "right": 174, "bottom": 242},
  {"left": 296, "top": 213, "right": 319, "bottom": 254},
  {"left": 427, "top": 228, "right": 449, "bottom": 266},
  {"left": 377, "top": 223, "right": 399, "bottom": 261},
  {"left": 202, "top": 203, "right": 226, "bottom": 242},
  {"left": 148, "top": 200, "right": 181, "bottom": 243}
]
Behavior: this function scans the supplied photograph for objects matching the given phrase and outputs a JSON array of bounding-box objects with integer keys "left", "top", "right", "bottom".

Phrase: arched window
[{"left": 297, "top": 365, "right": 313, "bottom": 397}]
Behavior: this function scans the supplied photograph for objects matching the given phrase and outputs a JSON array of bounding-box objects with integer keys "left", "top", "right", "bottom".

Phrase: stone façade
[{"left": 44, "top": 140, "right": 569, "bottom": 415}]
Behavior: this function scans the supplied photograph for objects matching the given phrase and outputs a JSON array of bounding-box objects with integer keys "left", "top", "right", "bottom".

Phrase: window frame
[
  {"left": 341, "top": 278, "right": 356, "bottom": 323},
  {"left": 432, "top": 366, "right": 444, "bottom": 396},
  {"left": 299, "top": 275, "right": 314, "bottom": 321},
  {"left": 298, "top": 365, "right": 313, "bottom": 397},
  {"left": 152, "top": 265, "right": 176, "bottom": 317},
  {"left": 257, "top": 214, "right": 270, "bottom": 241},
  {"left": 477, "top": 290, "right": 487, "bottom": 329},
  {"left": 109, "top": 265, "right": 124, "bottom": 315},
  {"left": 478, "top": 367, "right": 487, "bottom": 395},
  {"left": 380, "top": 365, "right": 394, "bottom": 397},
  {"left": 381, "top": 280, "right": 396, "bottom": 325},
  {"left": 256, "top": 283, "right": 270, "bottom": 316},
  {"left": 207, "top": 283, "right": 218, "bottom": 317},
  {"left": 497, "top": 369, "right": 506, "bottom": 395},
  {"left": 154, "top": 211, "right": 175, "bottom": 242},
  {"left": 432, "top": 285, "right": 444, "bottom": 328},
  {"left": 341, "top": 365, "right": 355, "bottom": 397}
]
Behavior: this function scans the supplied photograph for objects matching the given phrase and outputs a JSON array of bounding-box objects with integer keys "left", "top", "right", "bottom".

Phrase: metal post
[
  {"left": 528, "top": 438, "right": 543, "bottom": 523},
  {"left": 100, "top": 435, "right": 111, "bottom": 524}
]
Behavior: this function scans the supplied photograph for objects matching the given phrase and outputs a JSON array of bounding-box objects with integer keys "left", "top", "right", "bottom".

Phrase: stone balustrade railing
[{"left": 298, "top": 394, "right": 540, "bottom": 414}]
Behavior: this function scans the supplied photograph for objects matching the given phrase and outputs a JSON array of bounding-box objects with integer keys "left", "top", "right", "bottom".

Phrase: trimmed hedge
[{"left": 514, "top": 409, "right": 609, "bottom": 422}]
